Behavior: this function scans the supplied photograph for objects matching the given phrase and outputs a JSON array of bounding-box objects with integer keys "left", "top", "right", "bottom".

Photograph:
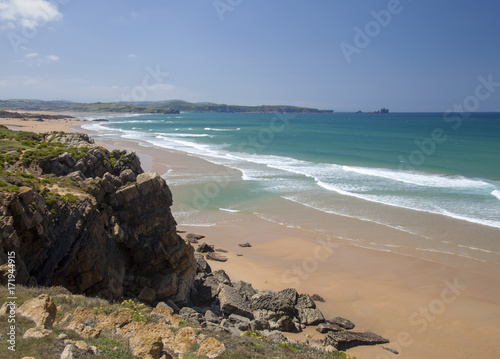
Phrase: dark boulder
[
  {"left": 296, "top": 294, "right": 316, "bottom": 310},
  {"left": 327, "top": 317, "right": 355, "bottom": 330},
  {"left": 197, "top": 243, "right": 214, "bottom": 253},
  {"left": 186, "top": 233, "right": 205, "bottom": 244},
  {"left": 194, "top": 253, "right": 212, "bottom": 275},
  {"left": 311, "top": 294, "right": 325, "bottom": 303},
  {"left": 298, "top": 308, "right": 325, "bottom": 326},
  {"left": 316, "top": 323, "right": 344, "bottom": 334},
  {"left": 179, "top": 307, "right": 203, "bottom": 325},
  {"left": 218, "top": 284, "right": 253, "bottom": 319}
]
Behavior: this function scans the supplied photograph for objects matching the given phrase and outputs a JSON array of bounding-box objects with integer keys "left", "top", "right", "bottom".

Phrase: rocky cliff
[{"left": 0, "top": 131, "right": 195, "bottom": 305}]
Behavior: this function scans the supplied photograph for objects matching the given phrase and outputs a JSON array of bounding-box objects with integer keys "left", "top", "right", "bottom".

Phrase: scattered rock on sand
[
  {"left": 316, "top": 323, "right": 344, "bottom": 333},
  {"left": 324, "top": 330, "right": 389, "bottom": 351},
  {"left": 197, "top": 243, "right": 215, "bottom": 253},
  {"left": 187, "top": 233, "right": 205, "bottom": 243},
  {"left": 327, "top": 317, "right": 355, "bottom": 330},
  {"left": 383, "top": 346, "right": 400, "bottom": 354},
  {"left": 206, "top": 252, "right": 228, "bottom": 262},
  {"left": 239, "top": 242, "right": 252, "bottom": 248},
  {"left": 311, "top": 294, "right": 325, "bottom": 302}
]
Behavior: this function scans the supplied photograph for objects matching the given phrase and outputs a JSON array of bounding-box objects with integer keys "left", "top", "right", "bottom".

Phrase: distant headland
[
  {"left": 368, "top": 107, "right": 389, "bottom": 114},
  {"left": 0, "top": 99, "right": 334, "bottom": 114},
  {"left": 355, "top": 108, "right": 390, "bottom": 114}
]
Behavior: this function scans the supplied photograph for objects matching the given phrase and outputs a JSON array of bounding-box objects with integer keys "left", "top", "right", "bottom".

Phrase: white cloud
[
  {"left": 18, "top": 52, "right": 60, "bottom": 65},
  {"left": 0, "top": 0, "right": 62, "bottom": 29},
  {"left": 127, "top": 54, "right": 138, "bottom": 58},
  {"left": 46, "top": 54, "right": 59, "bottom": 61}
]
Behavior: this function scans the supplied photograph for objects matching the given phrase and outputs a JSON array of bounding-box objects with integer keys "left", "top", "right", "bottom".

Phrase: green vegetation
[
  {"left": 1, "top": 99, "right": 333, "bottom": 114},
  {"left": 63, "top": 193, "right": 78, "bottom": 203},
  {"left": 0, "top": 109, "right": 74, "bottom": 120},
  {"left": 121, "top": 299, "right": 153, "bottom": 323},
  {"left": 0, "top": 128, "right": 89, "bottom": 197},
  {"left": 0, "top": 285, "right": 356, "bottom": 359}
]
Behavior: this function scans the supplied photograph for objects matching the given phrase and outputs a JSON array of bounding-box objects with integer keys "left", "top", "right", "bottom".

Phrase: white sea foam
[
  {"left": 457, "top": 244, "right": 496, "bottom": 254},
  {"left": 280, "top": 195, "right": 436, "bottom": 237},
  {"left": 219, "top": 208, "right": 240, "bottom": 213},
  {"left": 84, "top": 115, "right": 500, "bottom": 231},
  {"left": 342, "top": 166, "right": 493, "bottom": 189},
  {"left": 156, "top": 133, "right": 212, "bottom": 138},
  {"left": 414, "top": 247, "right": 485, "bottom": 262},
  {"left": 314, "top": 179, "right": 500, "bottom": 229},
  {"left": 204, "top": 127, "right": 240, "bottom": 131}
]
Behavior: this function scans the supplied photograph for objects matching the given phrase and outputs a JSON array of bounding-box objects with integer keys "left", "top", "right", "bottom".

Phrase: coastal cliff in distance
[
  {"left": 0, "top": 99, "right": 333, "bottom": 114},
  {"left": 0, "top": 128, "right": 195, "bottom": 305}
]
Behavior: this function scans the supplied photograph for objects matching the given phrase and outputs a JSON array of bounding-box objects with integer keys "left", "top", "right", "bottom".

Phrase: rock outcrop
[
  {"left": 0, "top": 133, "right": 195, "bottom": 305},
  {"left": 189, "top": 255, "right": 390, "bottom": 350}
]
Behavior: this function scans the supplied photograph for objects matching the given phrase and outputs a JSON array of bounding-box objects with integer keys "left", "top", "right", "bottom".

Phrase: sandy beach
[
  {"left": 3, "top": 115, "right": 500, "bottom": 358},
  {"left": 82, "top": 126, "right": 500, "bottom": 359},
  {"left": 0, "top": 110, "right": 82, "bottom": 132}
]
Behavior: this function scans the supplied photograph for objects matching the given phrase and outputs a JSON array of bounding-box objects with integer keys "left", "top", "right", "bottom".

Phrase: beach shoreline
[
  {"left": 74, "top": 122, "right": 500, "bottom": 359},
  {"left": 3, "top": 114, "right": 499, "bottom": 358}
]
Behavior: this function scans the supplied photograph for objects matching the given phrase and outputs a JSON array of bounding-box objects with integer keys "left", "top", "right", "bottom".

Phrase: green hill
[{"left": 0, "top": 99, "right": 333, "bottom": 114}]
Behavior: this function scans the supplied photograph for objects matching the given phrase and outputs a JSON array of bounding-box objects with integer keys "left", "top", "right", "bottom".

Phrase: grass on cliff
[
  {"left": 0, "top": 285, "right": 356, "bottom": 359},
  {"left": 0, "top": 127, "right": 90, "bottom": 199},
  {"left": 0, "top": 126, "right": 89, "bottom": 170},
  {"left": 0, "top": 286, "right": 138, "bottom": 359}
]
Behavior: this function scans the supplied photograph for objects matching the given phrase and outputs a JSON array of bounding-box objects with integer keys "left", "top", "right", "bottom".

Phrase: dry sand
[
  {"left": 85, "top": 132, "right": 500, "bottom": 359},
  {"left": 0, "top": 110, "right": 82, "bottom": 132},
  {"left": 5, "top": 117, "right": 499, "bottom": 358}
]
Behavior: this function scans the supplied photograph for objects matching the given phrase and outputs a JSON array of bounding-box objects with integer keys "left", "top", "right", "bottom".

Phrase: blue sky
[{"left": 0, "top": 0, "right": 499, "bottom": 111}]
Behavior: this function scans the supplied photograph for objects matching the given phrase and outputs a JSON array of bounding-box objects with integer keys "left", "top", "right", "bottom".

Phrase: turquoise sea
[{"left": 82, "top": 112, "right": 500, "bottom": 261}]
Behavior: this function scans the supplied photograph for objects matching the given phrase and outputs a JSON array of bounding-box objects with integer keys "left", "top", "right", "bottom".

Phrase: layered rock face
[{"left": 0, "top": 133, "right": 195, "bottom": 304}]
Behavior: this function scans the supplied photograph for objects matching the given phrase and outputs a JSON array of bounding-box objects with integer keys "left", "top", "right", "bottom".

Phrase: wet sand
[
  {"left": 85, "top": 132, "right": 500, "bottom": 359},
  {"left": 5, "top": 117, "right": 499, "bottom": 358}
]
